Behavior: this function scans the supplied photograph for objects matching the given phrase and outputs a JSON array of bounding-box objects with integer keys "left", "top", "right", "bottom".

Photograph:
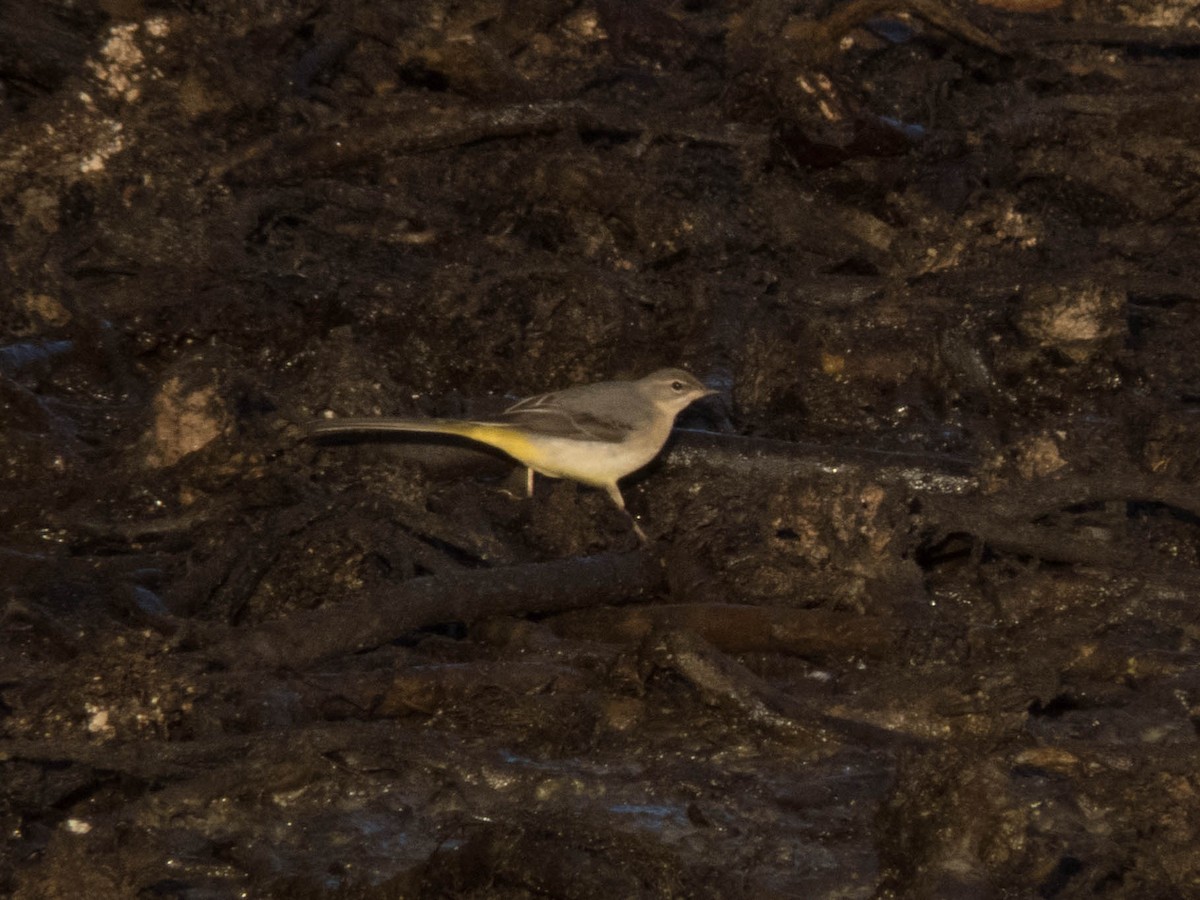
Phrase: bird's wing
[{"left": 501, "top": 388, "right": 631, "bottom": 442}]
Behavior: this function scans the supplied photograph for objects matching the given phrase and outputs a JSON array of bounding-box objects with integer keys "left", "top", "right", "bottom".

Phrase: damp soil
[{"left": 3, "top": 1, "right": 1200, "bottom": 897}]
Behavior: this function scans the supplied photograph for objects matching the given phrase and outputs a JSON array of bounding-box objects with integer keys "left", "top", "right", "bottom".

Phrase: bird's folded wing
[{"left": 500, "top": 404, "right": 629, "bottom": 442}]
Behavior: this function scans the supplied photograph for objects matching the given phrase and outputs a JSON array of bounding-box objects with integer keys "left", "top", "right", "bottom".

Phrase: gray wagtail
[{"left": 307, "top": 368, "right": 714, "bottom": 541}]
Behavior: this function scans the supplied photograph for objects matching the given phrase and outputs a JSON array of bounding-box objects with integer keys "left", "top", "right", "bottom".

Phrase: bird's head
[{"left": 638, "top": 368, "right": 716, "bottom": 414}]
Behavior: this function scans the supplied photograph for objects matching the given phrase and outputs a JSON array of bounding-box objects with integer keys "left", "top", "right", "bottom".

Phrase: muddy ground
[{"left": 3, "top": 0, "right": 1200, "bottom": 897}]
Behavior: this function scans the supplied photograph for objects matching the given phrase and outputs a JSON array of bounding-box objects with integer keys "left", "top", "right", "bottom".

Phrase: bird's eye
[{"left": 671, "top": 381, "right": 684, "bottom": 391}]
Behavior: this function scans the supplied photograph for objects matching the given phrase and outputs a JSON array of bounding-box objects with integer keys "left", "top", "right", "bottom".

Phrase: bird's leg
[
  {"left": 603, "top": 483, "right": 647, "bottom": 543},
  {"left": 526, "top": 467, "right": 535, "bottom": 498}
]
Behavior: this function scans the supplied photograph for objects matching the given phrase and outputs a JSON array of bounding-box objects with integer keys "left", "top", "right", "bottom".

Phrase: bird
[{"left": 307, "top": 368, "right": 715, "bottom": 541}]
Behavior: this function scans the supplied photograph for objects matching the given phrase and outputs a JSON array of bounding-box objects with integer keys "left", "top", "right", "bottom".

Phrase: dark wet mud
[{"left": 3, "top": 1, "right": 1200, "bottom": 896}]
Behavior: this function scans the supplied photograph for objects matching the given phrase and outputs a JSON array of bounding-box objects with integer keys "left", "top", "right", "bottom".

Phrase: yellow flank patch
[
  {"left": 453, "top": 422, "right": 622, "bottom": 485},
  {"left": 458, "top": 424, "right": 538, "bottom": 465}
]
